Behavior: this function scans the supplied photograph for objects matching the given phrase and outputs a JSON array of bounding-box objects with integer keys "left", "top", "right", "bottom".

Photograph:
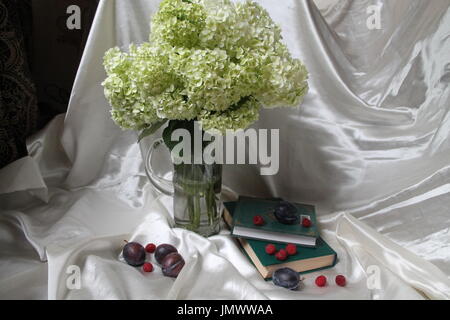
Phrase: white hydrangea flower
[{"left": 102, "top": 0, "right": 309, "bottom": 133}]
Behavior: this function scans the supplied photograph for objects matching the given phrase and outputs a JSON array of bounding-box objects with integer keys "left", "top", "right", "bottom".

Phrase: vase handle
[{"left": 144, "top": 138, "right": 174, "bottom": 196}]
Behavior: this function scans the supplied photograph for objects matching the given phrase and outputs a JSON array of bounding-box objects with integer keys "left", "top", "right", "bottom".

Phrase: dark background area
[{"left": 0, "top": 0, "right": 99, "bottom": 168}]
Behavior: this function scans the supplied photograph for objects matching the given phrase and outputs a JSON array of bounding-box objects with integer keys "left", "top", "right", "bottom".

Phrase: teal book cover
[{"left": 231, "top": 196, "right": 319, "bottom": 246}]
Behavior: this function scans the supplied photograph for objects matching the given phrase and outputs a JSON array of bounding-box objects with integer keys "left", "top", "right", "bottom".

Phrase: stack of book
[{"left": 223, "top": 196, "right": 337, "bottom": 279}]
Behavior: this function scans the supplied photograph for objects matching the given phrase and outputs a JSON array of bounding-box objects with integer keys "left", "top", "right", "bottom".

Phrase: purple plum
[
  {"left": 155, "top": 244, "right": 178, "bottom": 264},
  {"left": 274, "top": 201, "right": 299, "bottom": 225},
  {"left": 273, "top": 268, "right": 300, "bottom": 290},
  {"left": 123, "top": 242, "right": 146, "bottom": 267},
  {"left": 161, "top": 252, "right": 185, "bottom": 278}
]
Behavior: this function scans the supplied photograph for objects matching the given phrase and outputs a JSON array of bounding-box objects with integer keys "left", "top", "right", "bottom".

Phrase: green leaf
[{"left": 138, "top": 119, "right": 168, "bottom": 142}]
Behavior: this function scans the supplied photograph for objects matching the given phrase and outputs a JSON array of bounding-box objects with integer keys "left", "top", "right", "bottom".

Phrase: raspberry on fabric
[
  {"left": 143, "top": 262, "right": 154, "bottom": 273},
  {"left": 335, "top": 275, "right": 346, "bottom": 287},
  {"left": 145, "top": 243, "right": 156, "bottom": 253},
  {"left": 315, "top": 275, "right": 327, "bottom": 287}
]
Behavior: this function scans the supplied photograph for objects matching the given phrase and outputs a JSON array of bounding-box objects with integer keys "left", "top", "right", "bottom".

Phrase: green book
[
  {"left": 224, "top": 201, "right": 337, "bottom": 279},
  {"left": 231, "top": 196, "right": 319, "bottom": 247}
]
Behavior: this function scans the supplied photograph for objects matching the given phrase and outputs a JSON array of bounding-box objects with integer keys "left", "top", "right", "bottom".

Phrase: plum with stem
[{"left": 123, "top": 242, "right": 146, "bottom": 267}]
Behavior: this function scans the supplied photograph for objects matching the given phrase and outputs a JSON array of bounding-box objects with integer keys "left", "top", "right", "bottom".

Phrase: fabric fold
[{"left": 336, "top": 213, "right": 450, "bottom": 300}]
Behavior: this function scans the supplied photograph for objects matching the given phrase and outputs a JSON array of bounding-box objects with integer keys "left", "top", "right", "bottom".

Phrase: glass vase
[{"left": 144, "top": 138, "right": 222, "bottom": 237}]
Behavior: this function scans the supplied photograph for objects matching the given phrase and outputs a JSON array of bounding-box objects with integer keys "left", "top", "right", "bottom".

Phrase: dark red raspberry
[
  {"left": 142, "top": 262, "right": 153, "bottom": 273},
  {"left": 275, "top": 249, "right": 288, "bottom": 261},
  {"left": 253, "top": 215, "right": 265, "bottom": 226},
  {"left": 335, "top": 275, "right": 346, "bottom": 287},
  {"left": 285, "top": 243, "right": 297, "bottom": 256},
  {"left": 315, "top": 275, "right": 327, "bottom": 287},
  {"left": 145, "top": 243, "right": 156, "bottom": 253},
  {"left": 302, "top": 217, "right": 312, "bottom": 228},
  {"left": 265, "top": 244, "right": 277, "bottom": 255}
]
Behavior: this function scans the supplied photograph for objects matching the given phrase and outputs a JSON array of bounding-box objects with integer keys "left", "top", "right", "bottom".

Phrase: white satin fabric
[{"left": 1, "top": 0, "right": 450, "bottom": 300}]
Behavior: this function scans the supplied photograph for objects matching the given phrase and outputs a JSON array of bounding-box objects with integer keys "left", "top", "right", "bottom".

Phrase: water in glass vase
[{"left": 173, "top": 163, "right": 222, "bottom": 237}]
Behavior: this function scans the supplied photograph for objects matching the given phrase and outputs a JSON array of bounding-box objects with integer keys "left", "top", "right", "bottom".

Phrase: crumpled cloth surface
[{"left": 1, "top": 0, "right": 450, "bottom": 300}]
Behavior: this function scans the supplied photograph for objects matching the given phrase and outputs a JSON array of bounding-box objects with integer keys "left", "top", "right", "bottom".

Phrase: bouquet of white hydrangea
[
  {"left": 102, "top": 0, "right": 308, "bottom": 139},
  {"left": 102, "top": 0, "right": 309, "bottom": 236}
]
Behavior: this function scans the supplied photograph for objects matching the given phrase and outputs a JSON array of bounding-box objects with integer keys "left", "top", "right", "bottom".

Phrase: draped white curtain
[{"left": 1, "top": 0, "right": 450, "bottom": 299}]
